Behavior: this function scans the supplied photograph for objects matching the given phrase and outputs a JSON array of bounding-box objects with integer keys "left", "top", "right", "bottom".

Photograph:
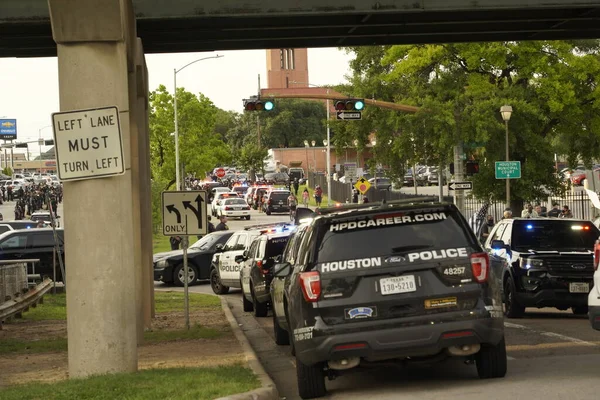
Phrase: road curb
[{"left": 215, "top": 296, "right": 280, "bottom": 400}]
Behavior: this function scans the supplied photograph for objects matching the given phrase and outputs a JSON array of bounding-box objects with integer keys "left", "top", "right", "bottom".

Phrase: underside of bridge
[{"left": 2, "top": 1, "right": 600, "bottom": 57}]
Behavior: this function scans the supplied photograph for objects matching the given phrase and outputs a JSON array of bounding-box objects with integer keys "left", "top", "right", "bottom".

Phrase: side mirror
[
  {"left": 215, "top": 243, "right": 224, "bottom": 252},
  {"left": 273, "top": 262, "right": 291, "bottom": 278},
  {"left": 234, "top": 254, "right": 245, "bottom": 264}
]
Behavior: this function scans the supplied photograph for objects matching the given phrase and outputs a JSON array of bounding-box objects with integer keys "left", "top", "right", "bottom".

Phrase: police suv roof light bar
[
  {"left": 316, "top": 197, "right": 442, "bottom": 215},
  {"left": 243, "top": 222, "right": 294, "bottom": 231}
]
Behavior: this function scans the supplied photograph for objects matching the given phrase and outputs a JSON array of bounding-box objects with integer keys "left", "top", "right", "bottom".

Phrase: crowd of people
[{"left": 10, "top": 184, "right": 63, "bottom": 220}]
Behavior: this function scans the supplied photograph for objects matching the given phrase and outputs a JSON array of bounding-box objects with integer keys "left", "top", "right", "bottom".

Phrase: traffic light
[
  {"left": 15, "top": 143, "right": 28, "bottom": 148},
  {"left": 243, "top": 98, "right": 275, "bottom": 112},
  {"left": 44, "top": 139, "right": 54, "bottom": 146},
  {"left": 334, "top": 99, "right": 365, "bottom": 111},
  {"left": 466, "top": 160, "right": 480, "bottom": 175}
]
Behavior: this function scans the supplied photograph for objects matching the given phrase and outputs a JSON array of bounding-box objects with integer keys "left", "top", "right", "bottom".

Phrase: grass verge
[
  {"left": 0, "top": 364, "right": 259, "bottom": 400},
  {"left": 1, "top": 292, "right": 223, "bottom": 355},
  {"left": 153, "top": 234, "right": 171, "bottom": 254}
]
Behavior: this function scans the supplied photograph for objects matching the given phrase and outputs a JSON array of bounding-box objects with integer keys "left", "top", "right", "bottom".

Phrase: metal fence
[{"left": 307, "top": 172, "right": 600, "bottom": 221}]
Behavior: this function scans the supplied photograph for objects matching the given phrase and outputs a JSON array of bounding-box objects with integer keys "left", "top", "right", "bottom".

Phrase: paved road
[
  {"left": 155, "top": 203, "right": 600, "bottom": 399},
  {"left": 226, "top": 295, "right": 600, "bottom": 400}
]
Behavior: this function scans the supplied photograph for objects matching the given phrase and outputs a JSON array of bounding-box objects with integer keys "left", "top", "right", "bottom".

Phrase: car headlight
[
  {"left": 520, "top": 258, "right": 543, "bottom": 270},
  {"left": 156, "top": 259, "right": 169, "bottom": 269}
]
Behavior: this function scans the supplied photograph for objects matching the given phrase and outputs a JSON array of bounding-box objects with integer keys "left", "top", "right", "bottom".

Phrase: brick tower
[{"left": 266, "top": 48, "right": 309, "bottom": 88}]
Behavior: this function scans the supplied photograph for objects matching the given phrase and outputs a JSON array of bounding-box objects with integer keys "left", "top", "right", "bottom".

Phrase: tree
[
  {"left": 238, "top": 143, "right": 268, "bottom": 180},
  {"left": 341, "top": 41, "right": 600, "bottom": 209},
  {"left": 259, "top": 99, "right": 327, "bottom": 149},
  {"left": 149, "top": 84, "right": 232, "bottom": 190}
]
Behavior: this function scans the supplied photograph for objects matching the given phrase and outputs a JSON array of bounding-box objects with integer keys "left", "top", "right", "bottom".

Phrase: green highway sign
[{"left": 495, "top": 161, "right": 521, "bottom": 179}]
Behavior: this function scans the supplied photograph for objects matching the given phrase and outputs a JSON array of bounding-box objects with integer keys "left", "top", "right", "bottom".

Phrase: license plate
[
  {"left": 569, "top": 282, "right": 589, "bottom": 293},
  {"left": 380, "top": 275, "right": 417, "bottom": 296},
  {"left": 273, "top": 205, "right": 280, "bottom": 209}
]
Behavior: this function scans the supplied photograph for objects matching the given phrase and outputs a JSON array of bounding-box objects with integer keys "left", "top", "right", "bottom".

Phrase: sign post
[
  {"left": 162, "top": 190, "right": 208, "bottom": 330},
  {"left": 51, "top": 106, "right": 125, "bottom": 181}
]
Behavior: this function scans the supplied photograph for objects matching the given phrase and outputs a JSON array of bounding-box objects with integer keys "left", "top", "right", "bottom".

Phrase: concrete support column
[
  {"left": 132, "top": 38, "right": 155, "bottom": 330},
  {"left": 49, "top": 0, "right": 138, "bottom": 377}
]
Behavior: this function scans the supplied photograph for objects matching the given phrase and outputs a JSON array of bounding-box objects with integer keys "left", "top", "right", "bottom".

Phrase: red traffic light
[
  {"left": 243, "top": 98, "right": 275, "bottom": 112},
  {"left": 334, "top": 101, "right": 346, "bottom": 111}
]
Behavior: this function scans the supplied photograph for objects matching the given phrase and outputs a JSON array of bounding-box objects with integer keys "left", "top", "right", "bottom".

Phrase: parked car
[
  {"left": 218, "top": 197, "right": 251, "bottom": 220},
  {"left": 484, "top": 218, "right": 599, "bottom": 317},
  {"left": 271, "top": 201, "right": 506, "bottom": 398},
  {"left": 262, "top": 189, "right": 292, "bottom": 215},
  {"left": 209, "top": 223, "right": 294, "bottom": 294},
  {"left": 264, "top": 172, "right": 290, "bottom": 185},
  {"left": 238, "top": 230, "right": 293, "bottom": 317},
  {"left": 0, "top": 228, "right": 65, "bottom": 281},
  {"left": 153, "top": 231, "right": 234, "bottom": 286}
]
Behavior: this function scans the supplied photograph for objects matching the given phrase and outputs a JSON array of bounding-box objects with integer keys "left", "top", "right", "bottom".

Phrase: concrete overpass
[{"left": 2, "top": 1, "right": 600, "bottom": 57}]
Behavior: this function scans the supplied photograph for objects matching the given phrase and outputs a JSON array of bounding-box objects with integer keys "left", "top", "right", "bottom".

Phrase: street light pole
[
  {"left": 174, "top": 54, "right": 223, "bottom": 191},
  {"left": 173, "top": 54, "right": 223, "bottom": 331},
  {"left": 500, "top": 105, "right": 513, "bottom": 208}
]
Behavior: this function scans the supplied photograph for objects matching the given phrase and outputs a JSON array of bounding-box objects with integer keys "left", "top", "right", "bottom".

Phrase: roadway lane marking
[
  {"left": 504, "top": 322, "right": 598, "bottom": 348},
  {"left": 507, "top": 341, "right": 600, "bottom": 351}
]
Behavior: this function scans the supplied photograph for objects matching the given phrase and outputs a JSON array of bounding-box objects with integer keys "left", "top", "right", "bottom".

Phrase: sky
[{"left": 0, "top": 47, "right": 354, "bottom": 159}]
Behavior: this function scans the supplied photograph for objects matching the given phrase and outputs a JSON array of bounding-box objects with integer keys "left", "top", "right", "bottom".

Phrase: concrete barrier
[{"left": 0, "top": 262, "right": 28, "bottom": 302}]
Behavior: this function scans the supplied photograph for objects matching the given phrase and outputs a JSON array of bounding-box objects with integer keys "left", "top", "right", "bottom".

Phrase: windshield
[
  {"left": 190, "top": 234, "right": 218, "bottom": 250},
  {"left": 512, "top": 220, "right": 599, "bottom": 252},
  {"left": 225, "top": 198, "right": 247, "bottom": 205},
  {"left": 316, "top": 210, "right": 471, "bottom": 263}
]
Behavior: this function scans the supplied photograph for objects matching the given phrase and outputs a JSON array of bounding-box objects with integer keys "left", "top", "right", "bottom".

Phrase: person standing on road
[
  {"left": 287, "top": 192, "right": 298, "bottom": 221},
  {"left": 480, "top": 215, "right": 495, "bottom": 241},
  {"left": 169, "top": 235, "right": 182, "bottom": 250},
  {"left": 215, "top": 215, "right": 229, "bottom": 231},
  {"left": 314, "top": 185, "right": 323, "bottom": 207},
  {"left": 293, "top": 178, "right": 299, "bottom": 196},
  {"left": 521, "top": 204, "right": 538, "bottom": 218},
  {"left": 302, "top": 188, "right": 309, "bottom": 207}
]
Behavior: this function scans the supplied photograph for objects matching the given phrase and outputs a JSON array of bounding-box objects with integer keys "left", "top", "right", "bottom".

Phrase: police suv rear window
[
  {"left": 512, "top": 220, "right": 600, "bottom": 252},
  {"left": 315, "top": 210, "right": 472, "bottom": 264}
]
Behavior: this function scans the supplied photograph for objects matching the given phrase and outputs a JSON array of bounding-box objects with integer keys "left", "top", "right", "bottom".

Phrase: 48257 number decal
[{"left": 443, "top": 266, "right": 466, "bottom": 276}]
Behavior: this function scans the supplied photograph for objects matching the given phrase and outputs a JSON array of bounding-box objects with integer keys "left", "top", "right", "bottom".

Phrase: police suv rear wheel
[
  {"left": 476, "top": 337, "right": 508, "bottom": 379},
  {"left": 210, "top": 269, "right": 229, "bottom": 295},
  {"left": 296, "top": 358, "right": 326, "bottom": 399}
]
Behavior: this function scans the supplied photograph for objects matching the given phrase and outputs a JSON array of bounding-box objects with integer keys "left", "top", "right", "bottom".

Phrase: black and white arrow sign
[
  {"left": 162, "top": 191, "right": 208, "bottom": 236},
  {"left": 449, "top": 181, "right": 473, "bottom": 191},
  {"left": 336, "top": 111, "right": 362, "bottom": 120}
]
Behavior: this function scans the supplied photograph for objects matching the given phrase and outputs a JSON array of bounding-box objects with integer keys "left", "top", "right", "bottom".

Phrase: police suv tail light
[
  {"left": 256, "top": 260, "right": 268, "bottom": 275},
  {"left": 299, "top": 271, "right": 321, "bottom": 302},
  {"left": 470, "top": 252, "right": 489, "bottom": 283}
]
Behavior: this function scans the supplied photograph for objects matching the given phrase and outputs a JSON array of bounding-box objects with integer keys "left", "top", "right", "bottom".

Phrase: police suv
[
  {"left": 209, "top": 222, "right": 293, "bottom": 295},
  {"left": 270, "top": 200, "right": 506, "bottom": 399}
]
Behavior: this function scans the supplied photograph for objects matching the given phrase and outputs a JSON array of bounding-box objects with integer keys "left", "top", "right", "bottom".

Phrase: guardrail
[{"left": 0, "top": 278, "right": 52, "bottom": 325}]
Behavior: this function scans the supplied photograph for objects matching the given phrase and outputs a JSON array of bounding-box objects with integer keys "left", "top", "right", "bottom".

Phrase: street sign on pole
[
  {"left": 495, "top": 161, "right": 521, "bottom": 179},
  {"left": 354, "top": 177, "right": 371, "bottom": 195},
  {"left": 344, "top": 162, "right": 357, "bottom": 181},
  {"left": 51, "top": 106, "right": 125, "bottom": 181},
  {"left": 336, "top": 111, "right": 362, "bottom": 120},
  {"left": 162, "top": 190, "right": 208, "bottom": 236},
  {"left": 448, "top": 181, "right": 473, "bottom": 191},
  {"left": 215, "top": 168, "right": 226, "bottom": 178}
]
